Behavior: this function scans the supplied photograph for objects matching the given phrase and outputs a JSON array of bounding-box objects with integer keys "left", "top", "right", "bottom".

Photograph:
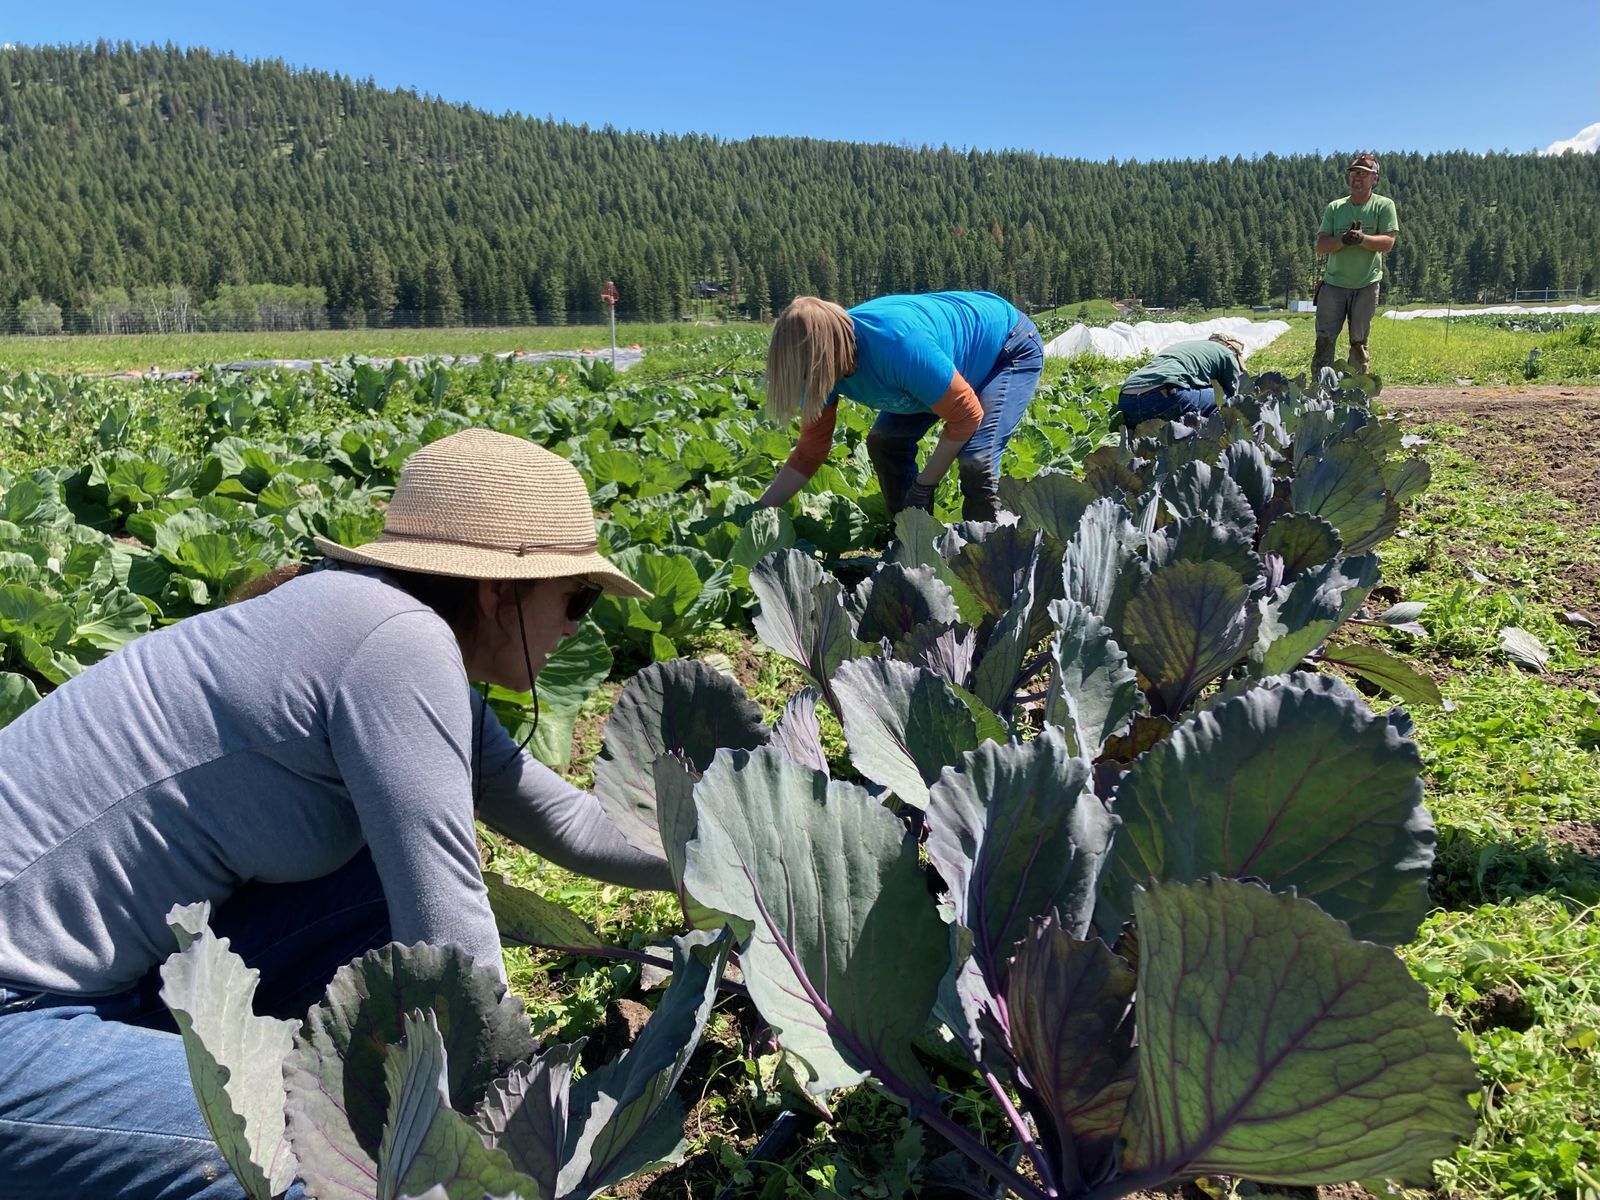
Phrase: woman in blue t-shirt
[{"left": 757, "top": 291, "right": 1043, "bottom": 523}]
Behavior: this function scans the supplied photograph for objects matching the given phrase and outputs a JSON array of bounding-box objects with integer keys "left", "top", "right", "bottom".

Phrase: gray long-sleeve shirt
[{"left": 0, "top": 566, "right": 671, "bottom": 996}]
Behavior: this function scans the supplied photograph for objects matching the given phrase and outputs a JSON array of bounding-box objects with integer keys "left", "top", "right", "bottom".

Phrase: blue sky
[{"left": 6, "top": 0, "right": 1597, "bottom": 160}]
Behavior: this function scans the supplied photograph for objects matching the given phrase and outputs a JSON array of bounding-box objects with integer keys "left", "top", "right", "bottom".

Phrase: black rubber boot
[{"left": 1311, "top": 334, "right": 1337, "bottom": 379}]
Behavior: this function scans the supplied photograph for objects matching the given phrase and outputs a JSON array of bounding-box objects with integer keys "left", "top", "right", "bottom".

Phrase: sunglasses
[{"left": 566, "top": 582, "right": 603, "bottom": 622}]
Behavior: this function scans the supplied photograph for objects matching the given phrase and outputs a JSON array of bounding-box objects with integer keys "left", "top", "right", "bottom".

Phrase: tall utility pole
[{"left": 600, "top": 280, "right": 619, "bottom": 366}]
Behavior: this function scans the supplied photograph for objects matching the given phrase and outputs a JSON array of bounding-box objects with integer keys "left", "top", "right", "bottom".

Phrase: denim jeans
[
  {"left": 866, "top": 314, "right": 1044, "bottom": 522},
  {"left": 1115, "top": 384, "right": 1218, "bottom": 427},
  {"left": 0, "top": 850, "right": 389, "bottom": 1200}
]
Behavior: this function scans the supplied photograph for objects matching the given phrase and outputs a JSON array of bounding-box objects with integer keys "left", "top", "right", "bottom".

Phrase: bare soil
[
  {"left": 1385, "top": 385, "right": 1600, "bottom": 615},
  {"left": 1384, "top": 385, "right": 1600, "bottom": 686},
  {"left": 1544, "top": 819, "right": 1600, "bottom": 859}
]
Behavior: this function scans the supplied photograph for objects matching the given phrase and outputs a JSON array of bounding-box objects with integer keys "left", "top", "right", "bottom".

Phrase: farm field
[
  {"left": 0, "top": 338, "right": 1596, "bottom": 1200},
  {"left": 2, "top": 305, "right": 1597, "bottom": 388}
]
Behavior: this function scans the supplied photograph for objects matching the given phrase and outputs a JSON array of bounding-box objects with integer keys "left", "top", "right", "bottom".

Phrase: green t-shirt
[
  {"left": 1318, "top": 193, "right": 1399, "bottom": 289},
  {"left": 1120, "top": 340, "right": 1242, "bottom": 396}
]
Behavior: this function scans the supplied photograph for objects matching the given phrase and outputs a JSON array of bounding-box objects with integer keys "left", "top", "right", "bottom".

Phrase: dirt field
[
  {"left": 1384, "top": 386, "right": 1600, "bottom": 634},
  {"left": 1382, "top": 385, "right": 1600, "bottom": 533}
]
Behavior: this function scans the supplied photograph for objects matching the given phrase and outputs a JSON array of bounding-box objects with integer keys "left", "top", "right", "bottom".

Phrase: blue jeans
[
  {"left": 0, "top": 850, "right": 389, "bottom": 1200},
  {"left": 866, "top": 314, "right": 1044, "bottom": 522},
  {"left": 1115, "top": 384, "right": 1218, "bottom": 426}
]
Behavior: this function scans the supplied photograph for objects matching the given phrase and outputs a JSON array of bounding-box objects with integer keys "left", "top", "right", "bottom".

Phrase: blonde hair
[{"left": 765, "top": 297, "right": 856, "bottom": 426}]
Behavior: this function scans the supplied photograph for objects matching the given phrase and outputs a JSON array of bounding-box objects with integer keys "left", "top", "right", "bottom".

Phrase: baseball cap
[{"left": 1347, "top": 152, "right": 1380, "bottom": 174}]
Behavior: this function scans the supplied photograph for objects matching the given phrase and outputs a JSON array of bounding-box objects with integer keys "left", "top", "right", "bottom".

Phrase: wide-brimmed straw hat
[
  {"left": 313, "top": 428, "right": 649, "bottom": 599},
  {"left": 1209, "top": 332, "right": 1246, "bottom": 357}
]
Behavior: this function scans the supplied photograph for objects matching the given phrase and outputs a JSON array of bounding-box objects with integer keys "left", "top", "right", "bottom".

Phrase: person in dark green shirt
[
  {"left": 1115, "top": 334, "right": 1245, "bottom": 427},
  {"left": 1313, "top": 152, "right": 1399, "bottom": 379}
]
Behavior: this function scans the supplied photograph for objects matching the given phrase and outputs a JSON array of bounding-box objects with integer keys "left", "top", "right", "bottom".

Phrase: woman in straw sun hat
[{"left": 0, "top": 427, "right": 666, "bottom": 1200}]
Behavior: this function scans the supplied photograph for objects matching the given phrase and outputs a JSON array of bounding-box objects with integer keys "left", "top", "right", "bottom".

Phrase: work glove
[
  {"left": 903, "top": 480, "right": 937, "bottom": 513},
  {"left": 1341, "top": 222, "right": 1365, "bottom": 246}
]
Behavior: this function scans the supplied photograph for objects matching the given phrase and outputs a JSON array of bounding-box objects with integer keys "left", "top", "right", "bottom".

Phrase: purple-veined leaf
[
  {"left": 1259, "top": 512, "right": 1343, "bottom": 580},
  {"left": 1121, "top": 559, "right": 1259, "bottom": 716},
  {"left": 377, "top": 1010, "right": 541, "bottom": 1200},
  {"left": 1007, "top": 914, "right": 1136, "bottom": 1191},
  {"left": 1081, "top": 446, "right": 1147, "bottom": 499},
  {"left": 1121, "top": 878, "right": 1478, "bottom": 1186},
  {"left": 750, "top": 548, "right": 866, "bottom": 710},
  {"left": 485, "top": 874, "right": 608, "bottom": 954},
  {"left": 1251, "top": 553, "right": 1379, "bottom": 677},
  {"left": 1372, "top": 600, "right": 1428, "bottom": 638},
  {"left": 474, "top": 1042, "right": 583, "bottom": 1200},
  {"left": 1145, "top": 514, "right": 1264, "bottom": 588},
  {"left": 1320, "top": 640, "right": 1443, "bottom": 707},
  {"left": 1097, "top": 673, "right": 1434, "bottom": 946},
  {"left": 1498, "top": 626, "right": 1550, "bottom": 673},
  {"left": 682, "top": 746, "right": 949, "bottom": 1096},
  {"left": 1044, "top": 597, "right": 1143, "bottom": 759},
  {"left": 851, "top": 562, "right": 958, "bottom": 645},
  {"left": 950, "top": 523, "right": 1042, "bottom": 621},
  {"left": 653, "top": 755, "right": 745, "bottom": 935},
  {"left": 1015, "top": 470, "right": 1099, "bottom": 546},
  {"left": 1219, "top": 440, "right": 1276, "bottom": 521},
  {"left": 283, "top": 943, "right": 538, "bottom": 1200},
  {"left": 970, "top": 535, "right": 1043, "bottom": 715},
  {"left": 1387, "top": 456, "right": 1432, "bottom": 506},
  {"left": 1062, "top": 498, "right": 1146, "bottom": 632},
  {"left": 1290, "top": 439, "right": 1400, "bottom": 555},
  {"left": 924, "top": 731, "right": 1114, "bottom": 1055},
  {"left": 1161, "top": 460, "right": 1258, "bottom": 536},
  {"left": 897, "top": 619, "right": 978, "bottom": 690},
  {"left": 833, "top": 657, "right": 979, "bottom": 809},
  {"left": 769, "top": 687, "right": 829, "bottom": 776},
  {"left": 889, "top": 508, "right": 988, "bottom": 628},
  {"left": 594, "top": 659, "right": 767, "bottom": 856}
]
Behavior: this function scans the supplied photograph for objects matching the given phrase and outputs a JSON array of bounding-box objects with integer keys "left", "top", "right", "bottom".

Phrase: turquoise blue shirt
[{"left": 832, "top": 291, "right": 1020, "bottom": 415}]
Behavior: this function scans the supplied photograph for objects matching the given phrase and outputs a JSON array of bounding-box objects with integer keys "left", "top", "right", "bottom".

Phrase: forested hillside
[{"left": 2, "top": 42, "right": 1596, "bottom": 330}]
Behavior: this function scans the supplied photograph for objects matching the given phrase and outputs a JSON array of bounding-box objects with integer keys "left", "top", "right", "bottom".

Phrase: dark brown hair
[{"left": 228, "top": 560, "right": 484, "bottom": 637}]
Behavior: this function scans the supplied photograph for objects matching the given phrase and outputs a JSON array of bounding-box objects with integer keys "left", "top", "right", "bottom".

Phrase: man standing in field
[{"left": 1312, "top": 152, "right": 1398, "bottom": 378}]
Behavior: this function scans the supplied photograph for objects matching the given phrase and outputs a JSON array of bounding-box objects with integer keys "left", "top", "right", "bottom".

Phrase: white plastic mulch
[{"left": 1382, "top": 303, "right": 1600, "bottom": 321}]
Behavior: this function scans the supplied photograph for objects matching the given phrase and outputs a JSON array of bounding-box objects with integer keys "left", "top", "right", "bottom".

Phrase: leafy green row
[{"left": 0, "top": 362, "right": 1117, "bottom": 728}]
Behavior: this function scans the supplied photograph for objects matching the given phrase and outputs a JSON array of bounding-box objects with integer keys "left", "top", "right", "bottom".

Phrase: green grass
[
  {"left": 1407, "top": 899, "right": 1600, "bottom": 1200},
  {"left": 0, "top": 321, "right": 715, "bottom": 374},
  {"left": 1039, "top": 310, "right": 1600, "bottom": 388},
  {"left": 1245, "top": 315, "right": 1600, "bottom": 385},
  {"left": 1372, "top": 408, "right": 1600, "bottom": 1197}
]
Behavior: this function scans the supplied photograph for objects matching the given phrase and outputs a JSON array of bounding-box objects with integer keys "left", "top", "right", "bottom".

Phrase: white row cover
[
  {"left": 1043, "top": 316, "right": 1291, "bottom": 361},
  {"left": 1383, "top": 303, "right": 1600, "bottom": 321}
]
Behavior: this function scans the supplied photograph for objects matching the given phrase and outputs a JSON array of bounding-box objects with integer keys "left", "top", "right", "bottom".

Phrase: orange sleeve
[
  {"left": 783, "top": 402, "right": 840, "bottom": 477},
  {"left": 930, "top": 372, "right": 984, "bottom": 443}
]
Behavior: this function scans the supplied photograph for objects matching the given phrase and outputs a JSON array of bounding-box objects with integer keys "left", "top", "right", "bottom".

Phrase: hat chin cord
[{"left": 473, "top": 581, "right": 543, "bottom": 812}]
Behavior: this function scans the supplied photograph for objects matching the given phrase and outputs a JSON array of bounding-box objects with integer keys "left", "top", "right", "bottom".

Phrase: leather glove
[
  {"left": 1341, "top": 223, "right": 1365, "bottom": 246},
  {"left": 903, "top": 480, "right": 937, "bottom": 513}
]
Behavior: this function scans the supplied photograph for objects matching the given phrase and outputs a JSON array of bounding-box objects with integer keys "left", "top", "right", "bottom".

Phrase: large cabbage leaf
[{"left": 1097, "top": 673, "right": 1434, "bottom": 945}]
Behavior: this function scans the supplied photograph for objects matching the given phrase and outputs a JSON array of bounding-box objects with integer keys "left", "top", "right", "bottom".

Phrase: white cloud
[{"left": 1540, "top": 122, "right": 1600, "bottom": 155}]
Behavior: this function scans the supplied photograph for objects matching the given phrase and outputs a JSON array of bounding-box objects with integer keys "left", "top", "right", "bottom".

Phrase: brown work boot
[{"left": 1348, "top": 340, "right": 1369, "bottom": 375}]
